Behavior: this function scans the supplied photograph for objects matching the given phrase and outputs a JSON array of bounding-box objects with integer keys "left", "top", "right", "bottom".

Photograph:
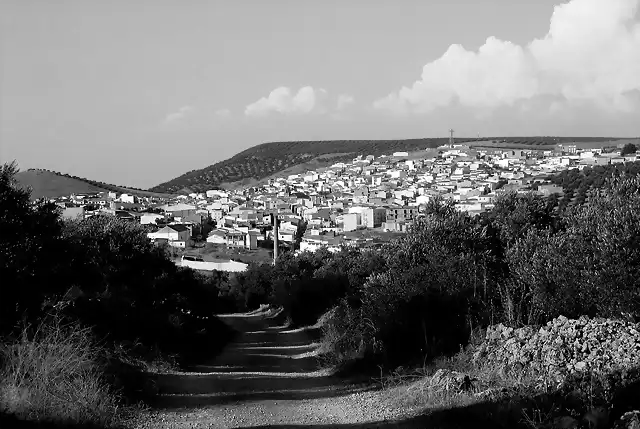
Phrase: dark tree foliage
[
  {"left": 506, "top": 176, "right": 640, "bottom": 325},
  {"left": 621, "top": 143, "right": 638, "bottom": 156},
  {"left": 487, "top": 191, "right": 561, "bottom": 245},
  {"left": 1, "top": 162, "right": 234, "bottom": 363},
  {"left": 226, "top": 262, "right": 275, "bottom": 310},
  {"left": 0, "top": 162, "right": 69, "bottom": 332}
]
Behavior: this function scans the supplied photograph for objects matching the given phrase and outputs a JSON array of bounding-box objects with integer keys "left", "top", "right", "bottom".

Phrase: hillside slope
[
  {"left": 16, "top": 169, "right": 175, "bottom": 200},
  {"left": 150, "top": 137, "right": 623, "bottom": 194}
]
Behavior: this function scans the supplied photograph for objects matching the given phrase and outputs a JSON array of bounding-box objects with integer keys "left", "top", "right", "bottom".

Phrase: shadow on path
[{"left": 148, "top": 309, "right": 377, "bottom": 410}]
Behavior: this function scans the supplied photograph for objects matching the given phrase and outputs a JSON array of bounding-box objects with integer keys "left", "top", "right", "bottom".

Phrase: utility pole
[{"left": 272, "top": 213, "right": 279, "bottom": 265}]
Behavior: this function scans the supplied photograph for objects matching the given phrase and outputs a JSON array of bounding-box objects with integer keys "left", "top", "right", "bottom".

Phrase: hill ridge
[{"left": 16, "top": 169, "right": 175, "bottom": 200}]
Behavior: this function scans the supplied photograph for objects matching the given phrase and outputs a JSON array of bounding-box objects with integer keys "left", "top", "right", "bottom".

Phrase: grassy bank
[
  {"left": 0, "top": 317, "right": 122, "bottom": 428},
  {"left": 0, "top": 313, "right": 237, "bottom": 428}
]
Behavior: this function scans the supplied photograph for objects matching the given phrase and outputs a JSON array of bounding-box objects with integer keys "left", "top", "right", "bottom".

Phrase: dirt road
[{"left": 130, "top": 308, "right": 417, "bottom": 428}]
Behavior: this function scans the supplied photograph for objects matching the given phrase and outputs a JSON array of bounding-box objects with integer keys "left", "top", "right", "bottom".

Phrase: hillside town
[{"left": 44, "top": 141, "right": 637, "bottom": 270}]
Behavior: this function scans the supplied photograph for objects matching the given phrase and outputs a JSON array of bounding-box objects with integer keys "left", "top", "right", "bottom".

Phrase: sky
[{"left": 1, "top": 0, "right": 639, "bottom": 188}]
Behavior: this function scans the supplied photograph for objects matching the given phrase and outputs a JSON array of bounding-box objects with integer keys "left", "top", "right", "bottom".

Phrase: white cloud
[
  {"left": 336, "top": 94, "right": 355, "bottom": 111},
  {"left": 245, "top": 86, "right": 327, "bottom": 116},
  {"left": 164, "top": 105, "right": 195, "bottom": 123},
  {"left": 374, "top": 0, "right": 640, "bottom": 114}
]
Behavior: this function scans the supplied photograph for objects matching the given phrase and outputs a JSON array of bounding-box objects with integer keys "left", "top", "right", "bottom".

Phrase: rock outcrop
[{"left": 472, "top": 316, "right": 640, "bottom": 386}]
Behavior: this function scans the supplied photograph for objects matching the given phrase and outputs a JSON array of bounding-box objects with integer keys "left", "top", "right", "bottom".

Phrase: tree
[
  {"left": 0, "top": 162, "right": 68, "bottom": 333},
  {"left": 489, "top": 191, "right": 559, "bottom": 245},
  {"left": 621, "top": 143, "right": 638, "bottom": 156},
  {"left": 294, "top": 220, "right": 308, "bottom": 246},
  {"left": 504, "top": 175, "right": 640, "bottom": 325}
]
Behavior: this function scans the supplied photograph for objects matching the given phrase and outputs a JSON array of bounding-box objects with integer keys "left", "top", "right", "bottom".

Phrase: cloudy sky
[{"left": 1, "top": 0, "right": 639, "bottom": 188}]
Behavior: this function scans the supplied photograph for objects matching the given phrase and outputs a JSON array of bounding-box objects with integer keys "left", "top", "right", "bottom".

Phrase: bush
[
  {"left": 225, "top": 263, "right": 274, "bottom": 311},
  {"left": 63, "top": 293, "right": 235, "bottom": 367},
  {"left": 0, "top": 316, "right": 120, "bottom": 427},
  {"left": 318, "top": 304, "right": 368, "bottom": 368},
  {"left": 621, "top": 143, "right": 637, "bottom": 156},
  {"left": 319, "top": 206, "right": 501, "bottom": 369}
]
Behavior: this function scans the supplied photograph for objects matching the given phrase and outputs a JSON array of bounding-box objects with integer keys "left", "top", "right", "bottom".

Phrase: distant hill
[
  {"left": 150, "top": 137, "right": 625, "bottom": 193},
  {"left": 16, "top": 169, "right": 175, "bottom": 200}
]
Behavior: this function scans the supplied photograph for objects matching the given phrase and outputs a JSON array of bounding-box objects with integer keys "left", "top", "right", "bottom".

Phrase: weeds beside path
[
  {"left": 129, "top": 308, "right": 421, "bottom": 429},
  {"left": 0, "top": 318, "right": 122, "bottom": 428}
]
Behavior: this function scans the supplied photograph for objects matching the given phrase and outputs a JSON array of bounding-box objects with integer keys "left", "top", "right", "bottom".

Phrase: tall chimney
[{"left": 273, "top": 213, "right": 279, "bottom": 264}]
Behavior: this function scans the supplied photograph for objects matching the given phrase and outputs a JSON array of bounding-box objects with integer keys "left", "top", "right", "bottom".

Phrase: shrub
[
  {"left": 318, "top": 304, "right": 368, "bottom": 368},
  {"left": 226, "top": 263, "right": 274, "bottom": 311},
  {"left": 621, "top": 143, "right": 637, "bottom": 156},
  {"left": 318, "top": 206, "right": 502, "bottom": 369},
  {"left": 0, "top": 316, "right": 120, "bottom": 427}
]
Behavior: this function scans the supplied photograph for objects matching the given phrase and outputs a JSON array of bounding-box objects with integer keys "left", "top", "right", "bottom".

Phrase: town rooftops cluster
[{"left": 41, "top": 141, "right": 637, "bottom": 256}]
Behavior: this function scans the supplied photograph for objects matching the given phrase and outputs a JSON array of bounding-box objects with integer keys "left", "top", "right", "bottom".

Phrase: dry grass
[{"left": 0, "top": 315, "right": 122, "bottom": 427}]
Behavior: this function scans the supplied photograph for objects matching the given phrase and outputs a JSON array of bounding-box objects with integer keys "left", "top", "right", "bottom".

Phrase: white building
[
  {"left": 349, "top": 206, "right": 386, "bottom": 228},
  {"left": 118, "top": 194, "right": 137, "bottom": 204},
  {"left": 342, "top": 213, "right": 359, "bottom": 232}
]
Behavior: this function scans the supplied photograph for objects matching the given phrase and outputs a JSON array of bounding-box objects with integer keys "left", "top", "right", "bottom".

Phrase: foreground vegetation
[
  {"left": 0, "top": 162, "right": 234, "bottom": 427},
  {"left": 223, "top": 174, "right": 640, "bottom": 427}
]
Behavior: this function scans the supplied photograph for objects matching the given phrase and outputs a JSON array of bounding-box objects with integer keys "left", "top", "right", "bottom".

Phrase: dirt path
[{"left": 129, "top": 309, "right": 417, "bottom": 428}]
